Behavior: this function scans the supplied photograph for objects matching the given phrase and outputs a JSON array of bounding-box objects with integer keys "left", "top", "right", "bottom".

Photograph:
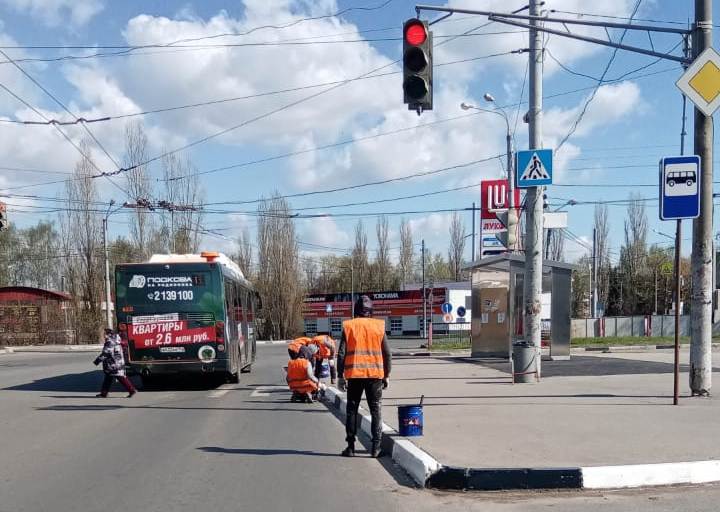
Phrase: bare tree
[
  {"left": 593, "top": 204, "right": 610, "bottom": 308},
  {"left": 398, "top": 218, "right": 414, "bottom": 289},
  {"left": 123, "top": 121, "right": 156, "bottom": 258},
  {"left": 60, "top": 140, "right": 104, "bottom": 342},
  {"left": 548, "top": 229, "right": 565, "bottom": 261},
  {"left": 256, "top": 194, "right": 302, "bottom": 339},
  {"left": 374, "top": 215, "right": 391, "bottom": 289},
  {"left": 448, "top": 212, "right": 466, "bottom": 281},
  {"left": 235, "top": 227, "right": 254, "bottom": 279},
  {"left": 160, "top": 153, "right": 205, "bottom": 253},
  {"left": 352, "top": 220, "right": 369, "bottom": 291},
  {"left": 302, "top": 257, "right": 319, "bottom": 293},
  {"left": 619, "top": 194, "right": 648, "bottom": 314}
]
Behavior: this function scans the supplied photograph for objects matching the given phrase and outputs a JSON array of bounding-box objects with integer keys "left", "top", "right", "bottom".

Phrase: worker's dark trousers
[
  {"left": 345, "top": 378, "right": 383, "bottom": 445},
  {"left": 100, "top": 374, "right": 136, "bottom": 396}
]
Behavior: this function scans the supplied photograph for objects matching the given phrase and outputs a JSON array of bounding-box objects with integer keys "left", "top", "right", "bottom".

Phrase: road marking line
[{"left": 208, "top": 384, "right": 236, "bottom": 399}]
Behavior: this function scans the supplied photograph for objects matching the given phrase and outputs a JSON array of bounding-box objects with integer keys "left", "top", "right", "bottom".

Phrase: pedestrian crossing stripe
[{"left": 516, "top": 148, "right": 553, "bottom": 188}]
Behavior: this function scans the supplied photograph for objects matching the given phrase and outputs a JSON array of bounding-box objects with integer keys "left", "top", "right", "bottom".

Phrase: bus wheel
[{"left": 140, "top": 374, "right": 156, "bottom": 390}]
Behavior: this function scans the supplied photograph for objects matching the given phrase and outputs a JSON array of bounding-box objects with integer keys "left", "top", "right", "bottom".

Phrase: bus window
[{"left": 224, "top": 280, "right": 239, "bottom": 341}]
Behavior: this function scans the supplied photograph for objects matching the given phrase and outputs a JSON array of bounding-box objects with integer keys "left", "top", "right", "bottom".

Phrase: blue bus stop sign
[
  {"left": 441, "top": 302, "right": 452, "bottom": 314},
  {"left": 660, "top": 155, "right": 701, "bottom": 220}
]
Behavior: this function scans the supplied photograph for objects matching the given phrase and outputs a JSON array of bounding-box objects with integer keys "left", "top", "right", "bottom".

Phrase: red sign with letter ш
[
  {"left": 130, "top": 320, "right": 215, "bottom": 348},
  {"left": 481, "top": 179, "right": 521, "bottom": 220}
]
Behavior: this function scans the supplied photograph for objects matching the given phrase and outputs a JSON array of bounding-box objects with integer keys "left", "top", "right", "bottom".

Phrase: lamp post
[{"left": 460, "top": 98, "right": 515, "bottom": 251}]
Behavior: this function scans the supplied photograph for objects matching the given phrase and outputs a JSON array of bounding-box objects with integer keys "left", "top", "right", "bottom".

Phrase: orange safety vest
[
  {"left": 287, "top": 358, "right": 317, "bottom": 393},
  {"left": 288, "top": 337, "right": 311, "bottom": 354},
  {"left": 312, "top": 335, "right": 335, "bottom": 360},
  {"left": 342, "top": 318, "right": 385, "bottom": 379}
]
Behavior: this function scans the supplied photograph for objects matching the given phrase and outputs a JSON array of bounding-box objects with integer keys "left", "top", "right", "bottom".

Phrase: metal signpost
[{"left": 660, "top": 155, "right": 701, "bottom": 405}]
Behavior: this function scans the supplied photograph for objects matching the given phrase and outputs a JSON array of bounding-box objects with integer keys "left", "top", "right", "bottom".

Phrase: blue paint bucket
[
  {"left": 319, "top": 361, "right": 330, "bottom": 378},
  {"left": 398, "top": 404, "right": 424, "bottom": 437}
]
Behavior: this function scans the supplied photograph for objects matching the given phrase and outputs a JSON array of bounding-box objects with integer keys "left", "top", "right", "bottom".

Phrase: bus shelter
[{"left": 463, "top": 254, "right": 574, "bottom": 360}]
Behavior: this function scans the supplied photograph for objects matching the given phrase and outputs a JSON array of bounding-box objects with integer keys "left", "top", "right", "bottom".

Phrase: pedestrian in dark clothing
[
  {"left": 94, "top": 328, "right": 136, "bottom": 398},
  {"left": 337, "top": 295, "right": 392, "bottom": 458}
]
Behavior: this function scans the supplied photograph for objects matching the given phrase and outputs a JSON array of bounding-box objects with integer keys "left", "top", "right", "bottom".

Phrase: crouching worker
[
  {"left": 288, "top": 336, "right": 311, "bottom": 360},
  {"left": 287, "top": 347, "right": 325, "bottom": 403}
]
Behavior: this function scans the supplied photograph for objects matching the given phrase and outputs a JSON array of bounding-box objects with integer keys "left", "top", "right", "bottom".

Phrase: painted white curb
[
  {"left": 324, "top": 385, "right": 442, "bottom": 486},
  {"left": 256, "top": 340, "right": 291, "bottom": 345},
  {"left": 582, "top": 460, "right": 720, "bottom": 489}
]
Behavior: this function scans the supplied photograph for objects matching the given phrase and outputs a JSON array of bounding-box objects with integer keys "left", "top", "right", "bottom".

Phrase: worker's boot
[
  {"left": 370, "top": 441, "right": 382, "bottom": 458},
  {"left": 341, "top": 443, "right": 355, "bottom": 457}
]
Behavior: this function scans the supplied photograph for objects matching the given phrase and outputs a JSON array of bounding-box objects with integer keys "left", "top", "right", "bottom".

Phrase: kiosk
[{"left": 464, "top": 254, "right": 574, "bottom": 361}]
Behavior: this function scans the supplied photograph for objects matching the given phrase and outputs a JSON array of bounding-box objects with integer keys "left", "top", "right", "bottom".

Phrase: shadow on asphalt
[
  {"left": 197, "top": 446, "right": 336, "bottom": 457},
  {"left": 4, "top": 371, "right": 229, "bottom": 393}
]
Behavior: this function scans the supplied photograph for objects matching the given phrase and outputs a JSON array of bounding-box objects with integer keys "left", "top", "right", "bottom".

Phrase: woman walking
[{"left": 94, "top": 328, "right": 137, "bottom": 398}]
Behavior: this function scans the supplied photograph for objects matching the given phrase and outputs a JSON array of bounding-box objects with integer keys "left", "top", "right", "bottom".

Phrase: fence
[
  {"left": 570, "top": 315, "right": 704, "bottom": 339},
  {"left": 429, "top": 321, "right": 471, "bottom": 349}
]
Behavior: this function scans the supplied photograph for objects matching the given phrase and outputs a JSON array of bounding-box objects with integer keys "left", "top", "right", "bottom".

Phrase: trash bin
[{"left": 512, "top": 341, "right": 537, "bottom": 383}]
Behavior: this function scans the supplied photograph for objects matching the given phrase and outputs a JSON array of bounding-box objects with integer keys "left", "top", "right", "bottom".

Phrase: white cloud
[
  {"left": 297, "top": 216, "right": 351, "bottom": 251},
  {"left": 1, "top": 0, "right": 104, "bottom": 26}
]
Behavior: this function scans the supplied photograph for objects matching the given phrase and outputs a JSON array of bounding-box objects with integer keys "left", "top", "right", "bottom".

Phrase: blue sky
[{"left": 0, "top": 0, "right": 716, "bottom": 265}]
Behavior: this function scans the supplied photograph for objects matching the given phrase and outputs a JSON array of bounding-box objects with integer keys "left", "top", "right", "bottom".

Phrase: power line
[{"left": 555, "top": 0, "right": 645, "bottom": 152}]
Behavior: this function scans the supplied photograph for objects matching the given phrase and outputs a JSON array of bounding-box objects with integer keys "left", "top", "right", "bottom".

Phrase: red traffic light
[{"left": 404, "top": 20, "right": 427, "bottom": 46}]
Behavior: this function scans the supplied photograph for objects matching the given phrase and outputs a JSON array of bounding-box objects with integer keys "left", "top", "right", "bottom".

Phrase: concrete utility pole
[
  {"left": 422, "top": 239, "right": 427, "bottom": 338},
  {"left": 523, "top": 0, "right": 544, "bottom": 372},
  {"left": 690, "top": 0, "right": 713, "bottom": 396},
  {"left": 102, "top": 201, "right": 115, "bottom": 330},
  {"left": 471, "top": 201, "right": 476, "bottom": 261},
  {"left": 592, "top": 228, "right": 598, "bottom": 318}
]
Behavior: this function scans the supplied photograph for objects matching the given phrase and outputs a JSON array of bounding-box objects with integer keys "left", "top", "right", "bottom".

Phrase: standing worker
[{"left": 337, "top": 296, "right": 391, "bottom": 458}]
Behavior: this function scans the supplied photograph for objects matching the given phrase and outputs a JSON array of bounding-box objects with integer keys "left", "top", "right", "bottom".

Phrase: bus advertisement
[{"left": 115, "top": 252, "right": 256, "bottom": 385}]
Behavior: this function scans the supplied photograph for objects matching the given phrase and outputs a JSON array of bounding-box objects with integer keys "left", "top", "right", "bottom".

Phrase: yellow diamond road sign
[{"left": 677, "top": 47, "right": 720, "bottom": 117}]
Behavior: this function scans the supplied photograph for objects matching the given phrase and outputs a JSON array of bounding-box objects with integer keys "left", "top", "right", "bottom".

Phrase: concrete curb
[
  {"left": 571, "top": 342, "right": 720, "bottom": 353},
  {"left": 0, "top": 347, "right": 14, "bottom": 355},
  {"left": 256, "top": 340, "right": 291, "bottom": 345},
  {"left": 9, "top": 345, "right": 102, "bottom": 353},
  {"left": 322, "top": 386, "right": 720, "bottom": 491},
  {"left": 324, "top": 386, "right": 441, "bottom": 487}
]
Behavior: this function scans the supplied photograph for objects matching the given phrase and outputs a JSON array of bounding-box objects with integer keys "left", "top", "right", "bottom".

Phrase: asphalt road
[{"left": 2, "top": 346, "right": 720, "bottom": 512}]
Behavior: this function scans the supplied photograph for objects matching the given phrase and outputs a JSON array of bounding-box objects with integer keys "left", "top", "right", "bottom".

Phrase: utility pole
[
  {"left": 422, "top": 239, "right": 427, "bottom": 339},
  {"left": 102, "top": 203, "right": 114, "bottom": 330},
  {"left": 506, "top": 118, "right": 515, "bottom": 253},
  {"left": 592, "top": 228, "right": 598, "bottom": 318},
  {"left": 690, "top": 0, "right": 713, "bottom": 396},
  {"left": 471, "top": 201, "right": 476, "bottom": 261},
  {"left": 523, "top": 0, "right": 544, "bottom": 374}
]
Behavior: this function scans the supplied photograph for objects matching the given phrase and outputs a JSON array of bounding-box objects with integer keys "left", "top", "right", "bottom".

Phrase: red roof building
[{"left": 0, "top": 287, "right": 73, "bottom": 346}]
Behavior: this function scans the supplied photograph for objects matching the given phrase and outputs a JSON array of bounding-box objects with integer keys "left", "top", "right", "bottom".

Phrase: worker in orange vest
[
  {"left": 286, "top": 348, "right": 324, "bottom": 403},
  {"left": 337, "top": 295, "right": 391, "bottom": 458},
  {"left": 311, "top": 333, "right": 337, "bottom": 384},
  {"left": 287, "top": 336, "right": 311, "bottom": 360}
]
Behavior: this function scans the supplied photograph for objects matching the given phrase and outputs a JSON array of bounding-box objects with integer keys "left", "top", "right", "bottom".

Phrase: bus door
[{"left": 239, "top": 290, "right": 250, "bottom": 364}]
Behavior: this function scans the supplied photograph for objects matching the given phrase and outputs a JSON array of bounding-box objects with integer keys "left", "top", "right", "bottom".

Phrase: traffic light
[
  {"left": 496, "top": 208, "right": 518, "bottom": 250},
  {"left": 403, "top": 18, "right": 433, "bottom": 114},
  {"left": 542, "top": 187, "right": 549, "bottom": 210},
  {"left": 0, "top": 202, "right": 6, "bottom": 231}
]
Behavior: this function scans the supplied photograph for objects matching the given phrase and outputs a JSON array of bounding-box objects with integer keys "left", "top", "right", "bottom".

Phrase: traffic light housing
[
  {"left": 403, "top": 18, "right": 433, "bottom": 114},
  {"left": 496, "top": 208, "right": 518, "bottom": 250}
]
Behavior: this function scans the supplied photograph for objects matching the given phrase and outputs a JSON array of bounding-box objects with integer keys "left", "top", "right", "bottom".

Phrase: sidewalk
[
  {"left": 325, "top": 348, "right": 720, "bottom": 490},
  {"left": 3, "top": 344, "right": 102, "bottom": 353}
]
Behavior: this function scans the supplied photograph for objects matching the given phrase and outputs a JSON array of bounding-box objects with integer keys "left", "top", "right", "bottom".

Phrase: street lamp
[{"left": 461, "top": 97, "right": 515, "bottom": 252}]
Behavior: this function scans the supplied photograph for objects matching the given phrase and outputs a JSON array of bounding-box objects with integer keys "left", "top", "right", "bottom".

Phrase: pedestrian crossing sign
[{"left": 516, "top": 149, "right": 553, "bottom": 188}]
